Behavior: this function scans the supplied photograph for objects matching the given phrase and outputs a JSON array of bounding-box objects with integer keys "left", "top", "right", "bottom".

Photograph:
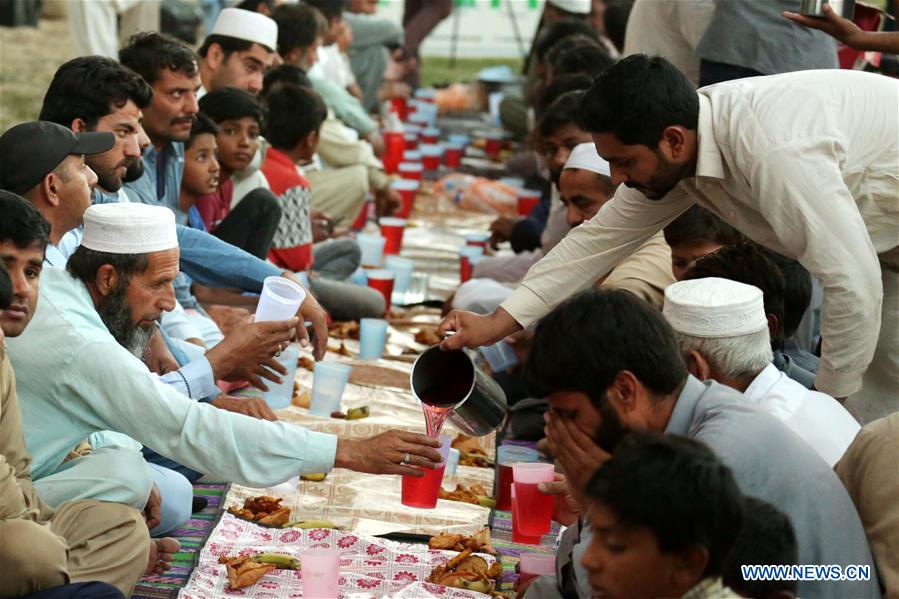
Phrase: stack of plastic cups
[
  {"left": 403, "top": 149, "right": 422, "bottom": 163},
  {"left": 255, "top": 276, "right": 307, "bottom": 410},
  {"left": 444, "top": 143, "right": 464, "bottom": 168},
  {"left": 383, "top": 130, "right": 405, "bottom": 174},
  {"left": 404, "top": 132, "right": 419, "bottom": 151},
  {"left": 310, "top": 361, "right": 352, "bottom": 417},
  {"left": 465, "top": 232, "right": 490, "bottom": 249},
  {"left": 385, "top": 255, "right": 415, "bottom": 304},
  {"left": 413, "top": 102, "right": 438, "bottom": 127},
  {"left": 517, "top": 188, "right": 543, "bottom": 216},
  {"left": 379, "top": 217, "right": 407, "bottom": 255},
  {"left": 366, "top": 269, "right": 395, "bottom": 309},
  {"left": 358, "top": 318, "right": 389, "bottom": 360},
  {"left": 391, "top": 179, "right": 420, "bottom": 219},
  {"left": 399, "top": 162, "right": 424, "bottom": 181},
  {"left": 420, "top": 127, "right": 440, "bottom": 144},
  {"left": 356, "top": 232, "right": 386, "bottom": 268},
  {"left": 459, "top": 245, "right": 485, "bottom": 283},
  {"left": 419, "top": 144, "right": 443, "bottom": 172}
]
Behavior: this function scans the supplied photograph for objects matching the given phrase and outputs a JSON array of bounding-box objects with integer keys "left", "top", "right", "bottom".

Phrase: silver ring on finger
[
  {"left": 403, "top": 452, "right": 411, "bottom": 464},
  {"left": 275, "top": 342, "right": 284, "bottom": 357}
]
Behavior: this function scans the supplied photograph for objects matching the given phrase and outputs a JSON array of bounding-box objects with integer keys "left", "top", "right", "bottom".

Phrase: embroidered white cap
[
  {"left": 210, "top": 8, "right": 278, "bottom": 52},
  {"left": 563, "top": 142, "right": 610, "bottom": 177},
  {"left": 663, "top": 277, "right": 768, "bottom": 338},
  {"left": 547, "top": 0, "right": 592, "bottom": 14},
  {"left": 82, "top": 203, "right": 178, "bottom": 255}
]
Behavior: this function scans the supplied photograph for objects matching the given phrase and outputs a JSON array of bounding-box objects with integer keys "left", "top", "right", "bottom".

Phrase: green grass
[{"left": 420, "top": 56, "right": 523, "bottom": 87}]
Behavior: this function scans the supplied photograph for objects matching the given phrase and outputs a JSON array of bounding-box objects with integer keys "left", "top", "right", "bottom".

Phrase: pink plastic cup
[
  {"left": 511, "top": 487, "right": 541, "bottom": 545},
  {"left": 401, "top": 435, "right": 452, "bottom": 509},
  {"left": 379, "top": 217, "right": 407, "bottom": 255},
  {"left": 513, "top": 463, "right": 555, "bottom": 536},
  {"left": 301, "top": 548, "right": 341, "bottom": 597},
  {"left": 519, "top": 553, "right": 556, "bottom": 585}
]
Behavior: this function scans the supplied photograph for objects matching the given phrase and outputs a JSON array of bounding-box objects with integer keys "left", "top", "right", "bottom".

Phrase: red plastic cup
[
  {"left": 517, "top": 189, "right": 542, "bottom": 216},
  {"left": 420, "top": 145, "right": 442, "bottom": 170},
  {"left": 401, "top": 435, "right": 451, "bottom": 509},
  {"left": 379, "top": 217, "right": 407, "bottom": 255},
  {"left": 459, "top": 246, "right": 484, "bottom": 283},
  {"left": 513, "top": 463, "right": 554, "bottom": 536},
  {"left": 366, "top": 269, "right": 395, "bottom": 310},
  {"left": 404, "top": 133, "right": 418, "bottom": 151},
  {"left": 485, "top": 133, "right": 503, "bottom": 159},
  {"left": 399, "top": 162, "right": 423, "bottom": 181},
  {"left": 391, "top": 180, "right": 419, "bottom": 219},
  {"left": 511, "top": 489, "right": 542, "bottom": 545},
  {"left": 444, "top": 144, "right": 463, "bottom": 168},
  {"left": 383, "top": 131, "right": 405, "bottom": 175},
  {"left": 465, "top": 232, "right": 490, "bottom": 249},
  {"left": 350, "top": 200, "right": 371, "bottom": 230},
  {"left": 497, "top": 463, "right": 513, "bottom": 511},
  {"left": 496, "top": 445, "right": 540, "bottom": 511},
  {"left": 420, "top": 127, "right": 440, "bottom": 144},
  {"left": 391, "top": 97, "right": 409, "bottom": 121}
]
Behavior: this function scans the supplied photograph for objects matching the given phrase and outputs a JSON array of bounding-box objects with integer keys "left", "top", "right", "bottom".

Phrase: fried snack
[
  {"left": 219, "top": 556, "right": 276, "bottom": 590},
  {"left": 429, "top": 528, "right": 496, "bottom": 555},
  {"left": 257, "top": 507, "right": 291, "bottom": 527},
  {"left": 228, "top": 495, "right": 291, "bottom": 526},
  {"left": 438, "top": 483, "right": 490, "bottom": 506},
  {"left": 427, "top": 543, "right": 502, "bottom": 594},
  {"left": 329, "top": 321, "right": 360, "bottom": 340},
  {"left": 297, "top": 356, "right": 315, "bottom": 371},
  {"left": 451, "top": 434, "right": 491, "bottom": 468},
  {"left": 292, "top": 388, "right": 311, "bottom": 409},
  {"left": 326, "top": 342, "right": 352, "bottom": 357},
  {"left": 414, "top": 328, "right": 442, "bottom": 346}
]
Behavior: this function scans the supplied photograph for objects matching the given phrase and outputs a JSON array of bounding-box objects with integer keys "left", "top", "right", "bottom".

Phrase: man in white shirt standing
[
  {"left": 440, "top": 55, "right": 899, "bottom": 424},
  {"left": 664, "top": 277, "right": 859, "bottom": 466}
]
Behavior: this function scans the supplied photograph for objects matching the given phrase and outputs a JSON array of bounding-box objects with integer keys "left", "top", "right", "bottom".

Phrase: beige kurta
[{"left": 0, "top": 346, "right": 148, "bottom": 597}]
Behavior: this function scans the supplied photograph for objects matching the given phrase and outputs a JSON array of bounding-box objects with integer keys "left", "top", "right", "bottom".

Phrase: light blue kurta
[{"left": 7, "top": 267, "right": 337, "bottom": 486}]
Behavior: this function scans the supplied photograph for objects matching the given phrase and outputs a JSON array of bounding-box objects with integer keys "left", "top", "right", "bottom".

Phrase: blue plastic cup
[
  {"left": 480, "top": 339, "right": 519, "bottom": 373},
  {"left": 261, "top": 344, "right": 300, "bottom": 409},
  {"left": 359, "top": 318, "right": 389, "bottom": 360},
  {"left": 356, "top": 233, "right": 386, "bottom": 268},
  {"left": 385, "top": 255, "right": 415, "bottom": 300},
  {"left": 310, "top": 361, "right": 353, "bottom": 417}
]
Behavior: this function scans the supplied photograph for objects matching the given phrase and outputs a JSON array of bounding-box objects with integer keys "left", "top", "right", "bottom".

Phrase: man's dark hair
[
  {"left": 523, "top": 289, "right": 688, "bottom": 403},
  {"left": 186, "top": 113, "right": 219, "bottom": 150},
  {"left": 199, "top": 35, "right": 256, "bottom": 59},
  {"left": 67, "top": 247, "right": 149, "bottom": 286},
  {"left": 39, "top": 57, "right": 153, "bottom": 130},
  {"left": 662, "top": 205, "right": 744, "bottom": 248},
  {"left": 536, "top": 74, "right": 593, "bottom": 118},
  {"left": 0, "top": 191, "right": 50, "bottom": 251},
  {"left": 578, "top": 54, "right": 698, "bottom": 147},
  {"left": 119, "top": 32, "right": 198, "bottom": 85},
  {"left": 264, "top": 85, "right": 327, "bottom": 150},
  {"left": 551, "top": 41, "right": 615, "bottom": 80},
  {"left": 538, "top": 90, "right": 586, "bottom": 140},
  {"left": 586, "top": 433, "right": 744, "bottom": 577},
  {"left": 534, "top": 19, "right": 598, "bottom": 64},
  {"left": 603, "top": 0, "right": 634, "bottom": 52},
  {"left": 545, "top": 33, "right": 600, "bottom": 72},
  {"left": 758, "top": 248, "right": 812, "bottom": 339},
  {"left": 684, "top": 243, "right": 787, "bottom": 350},
  {"left": 303, "top": 0, "right": 348, "bottom": 21},
  {"left": 273, "top": 3, "right": 328, "bottom": 57},
  {"left": 0, "top": 262, "right": 11, "bottom": 311},
  {"left": 236, "top": 0, "right": 275, "bottom": 11},
  {"left": 263, "top": 64, "right": 313, "bottom": 98},
  {"left": 723, "top": 496, "right": 798, "bottom": 596},
  {"left": 199, "top": 87, "right": 264, "bottom": 125}
]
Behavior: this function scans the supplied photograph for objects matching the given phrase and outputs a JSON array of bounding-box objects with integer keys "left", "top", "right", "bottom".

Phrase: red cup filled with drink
[
  {"left": 399, "top": 162, "right": 423, "bottom": 181},
  {"left": 366, "top": 269, "right": 395, "bottom": 310},
  {"left": 459, "top": 246, "right": 484, "bottom": 283},
  {"left": 511, "top": 487, "right": 542, "bottom": 545},
  {"left": 484, "top": 132, "right": 504, "bottom": 159},
  {"left": 496, "top": 445, "right": 540, "bottom": 511},
  {"left": 383, "top": 131, "right": 405, "bottom": 175},
  {"left": 444, "top": 144, "right": 464, "bottom": 168},
  {"left": 391, "top": 97, "right": 409, "bottom": 121},
  {"left": 419, "top": 144, "right": 443, "bottom": 171},
  {"left": 401, "top": 435, "right": 452, "bottom": 509},
  {"left": 350, "top": 200, "right": 372, "bottom": 230},
  {"left": 512, "top": 463, "right": 555, "bottom": 536},
  {"left": 379, "top": 217, "right": 407, "bottom": 255},
  {"left": 517, "top": 189, "right": 542, "bottom": 216},
  {"left": 391, "top": 179, "right": 420, "bottom": 219}
]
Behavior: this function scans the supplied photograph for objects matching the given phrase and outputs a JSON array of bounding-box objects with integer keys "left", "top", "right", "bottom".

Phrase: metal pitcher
[
  {"left": 799, "top": 0, "right": 855, "bottom": 19},
  {"left": 410, "top": 346, "right": 508, "bottom": 437}
]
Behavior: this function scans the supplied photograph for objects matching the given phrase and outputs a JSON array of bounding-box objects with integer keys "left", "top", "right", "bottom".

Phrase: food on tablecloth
[
  {"left": 427, "top": 548, "right": 503, "bottom": 594},
  {"left": 297, "top": 356, "right": 315, "bottom": 371},
  {"left": 429, "top": 527, "right": 496, "bottom": 555},
  {"left": 348, "top": 363, "right": 411, "bottom": 390},
  {"left": 346, "top": 406, "right": 369, "bottom": 420},
  {"left": 327, "top": 341, "right": 352, "bottom": 356},
  {"left": 414, "top": 328, "right": 442, "bottom": 346},
  {"left": 452, "top": 434, "right": 492, "bottom": 467},
  {"left": 253, "top": 553, "right": 302, "bottom": 569},
  {"left": 329, "top": 320, "right": 360, "bottom": 340},
  {"left": 438, "top": 483, "right": 491, "bottom": 506},
  {"left": 227, "top": 495, "right": 291, "bottom": 526},
  {"left": 292, "top": 387, "right": 311, "bottom": 409},
  {"left": 300, "top": 472, "right": 328, "bottom": 481},
  {"left": 282, "top": 519, "right": 340, "bottom": 529},
  {"left": 219, "top": 555, "right": 276, "bottom": 590}
]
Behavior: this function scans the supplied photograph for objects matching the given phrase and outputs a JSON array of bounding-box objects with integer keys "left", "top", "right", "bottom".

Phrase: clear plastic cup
[
  {"left": 301, "top": 548, "right": 341, "bottom": 598},
  {"left": 356, "top": 233, "right": 386, "bottom": 268},
  {"left": 359, "top": 318, "right": 389, "bottom": 360},
  {"left": 261, "top": 344, "right": 300, "bottom": 409},
  {"left": 465, "top": 232, "right": 490, "bottom": 248},
  {"left": 379, "top": 217, "right": 407, "bottom": 255},
  {"left": 255, "top": 276, "right": 306, "bottom": 322},
  {"left": 519, "top": 553, "right": 556, "bottom": 585},
  {"left": 445, "top": 447, "right": 461, "bottom": 477},
  {"left": 513, "top": 463, "right": 555, "bottom": 536},
  {"left": 310, "top": 361, "right": 352, "bottom": 417},
  {"left": 405, "top": 272, "right": 429, "bottom": 304},
  {"left": 480, "top": 340, "right": 519, "bottom": 373},
  {"left": 385, "top": 255, "right": 415, "bottom": 300}
]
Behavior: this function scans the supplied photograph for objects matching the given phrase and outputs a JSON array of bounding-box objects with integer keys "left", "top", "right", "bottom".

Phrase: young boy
[
  {"left": 580, "top": 434, "right": 745, "bottom": 599},
  {"left": 180, "top": 113, "right": 221, "bottom": 231},
  {"left": 662, "top": 205, "right": 745, "bottom": 281},
  {"left": 196, "top": 87, "right": 282, "bottom": 260},
  {"left": 260, "top": 83, "right": 327, "bottom": 273}
]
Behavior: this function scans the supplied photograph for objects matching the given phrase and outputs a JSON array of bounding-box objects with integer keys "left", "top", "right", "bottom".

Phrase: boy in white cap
[
  {"left": 6, "top": 204, "right": 443, "bottom": 530},
  {"left": 198, "top": 7, "right": 280, "bottom": 97},
  {"left": 663, "top": 277, "right": 859, "bottom": 466}
]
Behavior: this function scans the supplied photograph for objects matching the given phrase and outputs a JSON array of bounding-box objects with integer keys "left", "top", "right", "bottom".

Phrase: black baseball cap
[{"left": 0, "top": 121, "right": 115, "bottom": 195}]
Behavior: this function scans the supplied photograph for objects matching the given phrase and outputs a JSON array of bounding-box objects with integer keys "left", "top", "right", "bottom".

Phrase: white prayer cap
[
  {"left": 563, "top": 142, "right": 610, "bottom": 177},
  {"left": 663, "top": 277, "right": 768, "bottom": 338},
  {"left": 82, "top": 204, "right": 178, "bottom": 255},
  {"left": 547, "top": 0, "right": 591, "bottom": 14},
  {"left": 210, "top": 8, "right": 278, "bottom": 52}
]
